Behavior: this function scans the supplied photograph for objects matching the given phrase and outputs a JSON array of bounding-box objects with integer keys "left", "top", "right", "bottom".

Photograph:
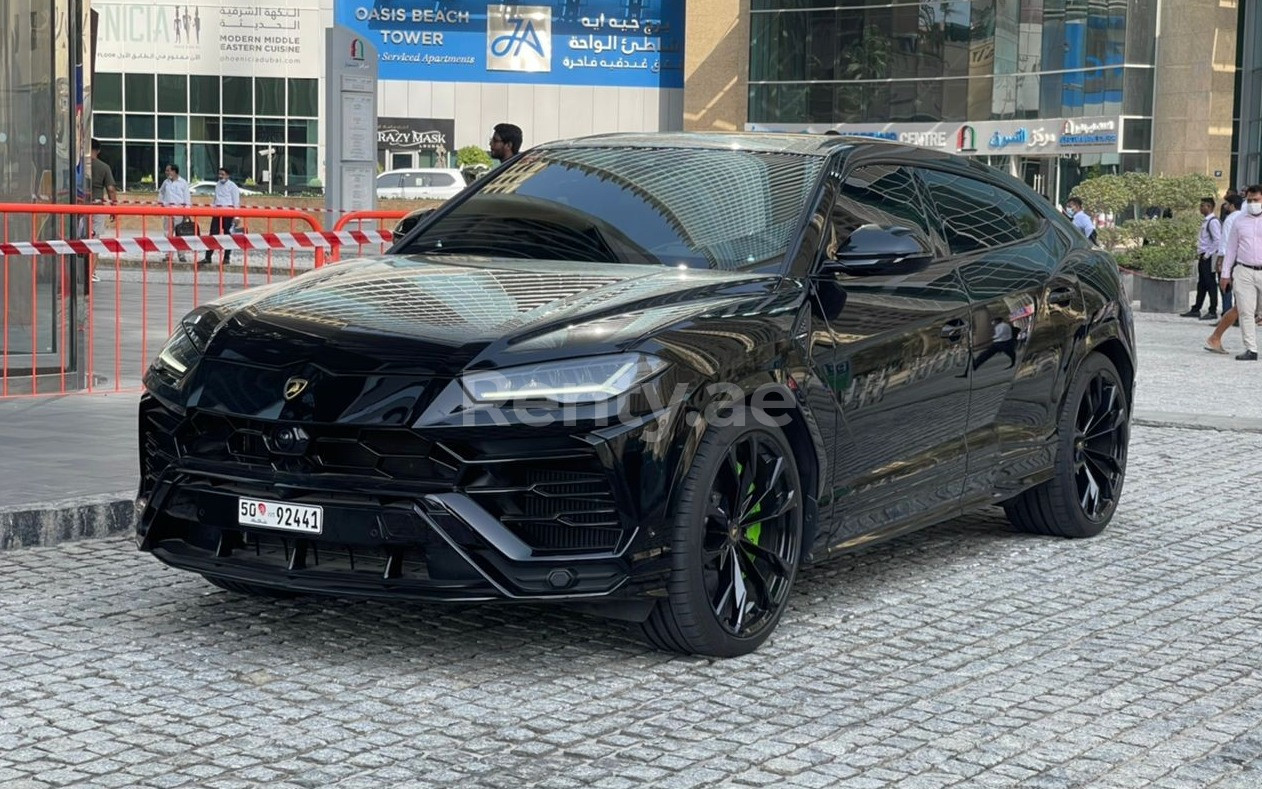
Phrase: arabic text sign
[
  {"left": 93, "top": 0, "right": 321, "bottom": 78},
  {"left": 334, "top": 1, "right": 684, "bottom": 88}
]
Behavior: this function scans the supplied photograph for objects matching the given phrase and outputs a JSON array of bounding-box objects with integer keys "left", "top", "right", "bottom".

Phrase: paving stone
[{"left": 2, "top": 425, "right": 1262, "bottom": 786}]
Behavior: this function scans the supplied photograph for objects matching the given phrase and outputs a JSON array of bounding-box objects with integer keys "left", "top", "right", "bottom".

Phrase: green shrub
[
  {"left": 1119, "top": 243, "right": 1194, "bottom": 279},
  {"left": 457, "top": 145, "right": 493, "bottom": 168}
]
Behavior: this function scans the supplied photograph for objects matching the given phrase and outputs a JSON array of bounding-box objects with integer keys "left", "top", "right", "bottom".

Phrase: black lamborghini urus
[{"left": 137, "top": 133, "right": 1135, "bottom": 656}]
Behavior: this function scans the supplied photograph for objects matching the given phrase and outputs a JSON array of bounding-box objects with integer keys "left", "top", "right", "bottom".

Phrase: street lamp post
[{"left": 259, "top": 146, "right": 277, "bottom": 194}]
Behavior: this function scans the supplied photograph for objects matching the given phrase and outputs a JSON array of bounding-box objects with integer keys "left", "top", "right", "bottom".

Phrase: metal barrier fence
[{"left": 0, "top": 203, "right": 406, "bottom": 398}]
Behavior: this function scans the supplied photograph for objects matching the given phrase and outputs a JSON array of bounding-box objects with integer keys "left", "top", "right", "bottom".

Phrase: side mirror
[
  {"left": 819, "top": 225, "right": 932, "bottom": 276},
  {"left": 392, "top": 208, "right": 436, "bottom": 241}
]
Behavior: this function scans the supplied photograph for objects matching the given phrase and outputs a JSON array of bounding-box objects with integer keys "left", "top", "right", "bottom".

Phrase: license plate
[{"left": 237, "top": 497, "right": 323, "bottom": 535}]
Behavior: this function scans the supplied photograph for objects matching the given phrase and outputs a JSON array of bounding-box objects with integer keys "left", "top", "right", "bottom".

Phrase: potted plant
[{"left": 1117, "top": 221, "right": 1197, "bottom": 313}]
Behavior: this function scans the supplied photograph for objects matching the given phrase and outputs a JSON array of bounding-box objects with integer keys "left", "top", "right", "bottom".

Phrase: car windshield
[{"left": 396, "top": 146, "right": 824, "bottom": 271}]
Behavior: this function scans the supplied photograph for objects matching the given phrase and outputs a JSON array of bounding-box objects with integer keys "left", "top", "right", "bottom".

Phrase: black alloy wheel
[
  {"left": 1072, "top": 368, "right": 1129, "bottom": 521},
  {"left": 1004, "top": 353, "right": 1129, "bottom": 538},
  {"left": 642, "top": 408, "right": 803, "bottom": 656}
]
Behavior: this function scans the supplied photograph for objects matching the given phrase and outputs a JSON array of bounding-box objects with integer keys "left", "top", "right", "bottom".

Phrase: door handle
[
  {"left": 940, "top": 319, "right": 967, "bottom": 340},
  {"left": 1048, "top": 286, "right": 1074, "bottom": 306}
]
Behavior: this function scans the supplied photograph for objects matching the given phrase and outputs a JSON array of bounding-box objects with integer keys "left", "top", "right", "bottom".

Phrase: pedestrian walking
[
  {"left": 1183, "top": 197, "right": 1223, "bottom": 319},
  {"left": 1205, "top": 195, "right": 1246, "bottom": 354},
  {"left": 88, "top": 138, "right": 118, "bottom": 284},
  {"left": 201, "top": 166, "right": 241, "bottom": 269},
  {"left": 1065, "top": 197, "right": 1096, "bottom": 243},
  {"left": 1220, "top": 184, "right": 1262, "bottom": 360},
  {"left": 158, "top": 163, "right": 192, "bottom": 263}
]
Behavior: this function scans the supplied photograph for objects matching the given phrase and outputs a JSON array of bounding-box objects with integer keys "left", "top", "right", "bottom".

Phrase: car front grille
[
  {"left": 174, "top": 411, "right": 461, "bottom": 483},
  {"left": 141, "top": 399, "right": 629, "bottom": 557},
  {"left": 464, "top": 464, "right": 623, "bottom": 555}
]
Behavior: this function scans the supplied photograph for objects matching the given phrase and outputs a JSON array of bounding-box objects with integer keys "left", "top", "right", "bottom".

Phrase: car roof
[{"left": 534, "top": 131, "right": 984, "bottom": 167}]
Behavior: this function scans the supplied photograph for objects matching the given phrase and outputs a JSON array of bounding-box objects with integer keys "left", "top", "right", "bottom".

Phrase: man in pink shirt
[{"left": 1221, "top": 184, "right": 1262, "bottom": 360}]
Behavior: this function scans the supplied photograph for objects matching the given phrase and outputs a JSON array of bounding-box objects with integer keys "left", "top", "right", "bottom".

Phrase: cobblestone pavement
[{"left": 3, "top": 424, "right": 1262, "bottom": 788}]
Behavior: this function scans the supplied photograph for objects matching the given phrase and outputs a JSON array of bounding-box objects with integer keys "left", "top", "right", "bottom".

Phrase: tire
[
  {"left": 641, "top": 408, "right": 804, "bottom": 657},
  {"left": 202, "top": 575, "right": 300, "bottom": 599},
  {"left": 1004, "top": 353, "right": 1130, "bottom": 538}
]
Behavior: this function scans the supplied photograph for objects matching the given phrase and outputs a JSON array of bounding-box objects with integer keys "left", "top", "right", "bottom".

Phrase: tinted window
[
  {"left": 430, "top": 173, "right": 456, "bottom": 187},
  {"left": 824, "top": 163, "right": 940, "bottom": 259},
  {"left": 915, "top": 169, "right": 1043, "bottom": 255},
  {"left": 399, "top": 147, "right": 824, "bottom": 271},
  {"left": 376, "top": 174, "right": 402, "bottom": 189}
]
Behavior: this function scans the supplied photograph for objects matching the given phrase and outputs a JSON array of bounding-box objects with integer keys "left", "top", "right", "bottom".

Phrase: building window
[
  {"left": 96, "top": 73, "right": 123, "bottom": 112},
  {"left": 222, "top": 77, "right": 253, "bottom": 116},
  {"left": 256, "top": 78, "right": 285, "bottom": 117},
  {"left": 288, "top": 79, "right": 318, "bottom": 117},
  {"left": 157, "top": 75, "right": 187, "bottom": 114},
  {"left": 94, "top": 71, "right": 321, "bottom": 192},
  {"left": 124, "top": 74, "right": 155, "bottom": 112},
  {"left": 190, "top": 76, "right": 219, "bottom": 115}
]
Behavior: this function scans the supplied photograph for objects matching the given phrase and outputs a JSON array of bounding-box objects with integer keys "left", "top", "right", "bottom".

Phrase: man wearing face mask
[
  {"left": 202, "top": 166, "right": 241, "bottom": 269},
  {"left": 1065, "top": 197, "right": 1096, "bottom": 243},
  {"left": 1221, "top": 185, "right": 1262, "bottom": 360}
]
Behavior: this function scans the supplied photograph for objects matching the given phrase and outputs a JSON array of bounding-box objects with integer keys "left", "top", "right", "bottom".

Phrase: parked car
[
  {"left": 376, "top": 168, "right": 467, "bottom": 200},
  {"left": 189, "top": 180, "right": 260, "bottom": 197},
  {"left": 137, "top": 133, "right": 1135, "bottom": 656}
]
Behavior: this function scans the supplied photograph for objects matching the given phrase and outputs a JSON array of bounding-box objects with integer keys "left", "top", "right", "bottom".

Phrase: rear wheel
[
  {"left": 641, "top": 410, "right": 803, "bottom": 657},
  {"left": 202, "top": 575, "right": 300, "bottom": 599},
  {"left": 1004, "top": 353, "right": 1129, "bottom": 537}
]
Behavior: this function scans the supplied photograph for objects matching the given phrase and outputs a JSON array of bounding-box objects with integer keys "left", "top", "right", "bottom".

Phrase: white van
[{"left": 376, "top": 168, "right": 468, "bottom": 200}]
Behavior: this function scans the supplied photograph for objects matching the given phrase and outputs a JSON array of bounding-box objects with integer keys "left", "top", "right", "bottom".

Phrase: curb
[
  {"left": 0, "top": 492, "right": 135, "bottom": 552},
  {"left": 1131, "top": 410, "right": 1262, "bottom": 434}
]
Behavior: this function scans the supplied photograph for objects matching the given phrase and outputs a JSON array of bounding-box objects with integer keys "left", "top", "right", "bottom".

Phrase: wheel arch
[{"left": 661, "top": 376, "right": 828, "bottom": 565}]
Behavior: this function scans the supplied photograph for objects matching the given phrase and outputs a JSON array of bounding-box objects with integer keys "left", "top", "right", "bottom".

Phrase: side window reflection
[
  {"left": 825, "top": 164, "right": 939, "bottom": 261},
  {"left": 916, "top": 169, "right": 1044, "bottom": 254}
]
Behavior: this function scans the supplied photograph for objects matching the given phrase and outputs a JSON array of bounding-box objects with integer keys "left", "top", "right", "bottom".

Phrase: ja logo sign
[{"left": 487, "top": 5, "right": 551, "bottom": 73}]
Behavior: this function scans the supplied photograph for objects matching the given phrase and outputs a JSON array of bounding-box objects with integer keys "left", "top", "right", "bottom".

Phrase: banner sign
[
  {"left": 334, "top": 1, "right": 684, "bottom": 88},
  {"left": 748, "top": 116, "right": 1123, "bottom": 157},
  {"left": 378, "top": 118, "right": 456, "bottom": 153},
  {"left": 94, "top": 0, "right": 322, "bottom": 77}
]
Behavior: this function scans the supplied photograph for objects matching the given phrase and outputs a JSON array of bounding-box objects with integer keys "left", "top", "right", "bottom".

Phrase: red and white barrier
[{"left": 0, "top": 230, "right": 395, "bottom": 258}]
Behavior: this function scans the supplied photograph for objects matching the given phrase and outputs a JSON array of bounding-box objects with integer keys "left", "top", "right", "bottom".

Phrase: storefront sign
[
  {"left": 93, "top": 0, "right": 322, "bottom": 78},
  {"left": 748, "top": 116, "right": 1122, "bottom": 156},
  {"left": 334, "top": 1, "right": 685, "bottom": 89},
  {"left": 377, "top": 118, "right": 456, "bottom": 153}
]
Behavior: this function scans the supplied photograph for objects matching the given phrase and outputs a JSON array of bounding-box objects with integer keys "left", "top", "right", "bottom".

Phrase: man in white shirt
[
  {"left": 1205, "top": 195, "right": 1245, "bottom": 354},
  {"left": 1183, "top": 197, "right": 1223, "bottom": 319},
  {"left": 157, "top": 163, "right": 192, "bottom": 263},
  {"left": 1065, "top": 197, "right": 1096, "bottom": 243},
  {"left": 201, "top": 165, "right": 242, "bottom": 268},
  {"left": 1221, "top": 184, "right": 1262, "bottom": 360}
]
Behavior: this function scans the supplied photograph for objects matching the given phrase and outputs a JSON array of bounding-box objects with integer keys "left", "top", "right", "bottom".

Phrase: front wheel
[
  {"left": 641, "top": 410, "right": 803, "bottom": 657},
  {"left": 1004, "top": 352, "right": 1130, "bottom": 538}
]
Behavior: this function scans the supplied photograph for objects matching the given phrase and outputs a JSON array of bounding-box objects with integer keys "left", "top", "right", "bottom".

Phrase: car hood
[{"left": 184, "top": 256, "right": 780, "bottom": 422}]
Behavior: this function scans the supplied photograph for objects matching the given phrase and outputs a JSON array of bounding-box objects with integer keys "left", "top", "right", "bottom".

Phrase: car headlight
[
  {"left": 461, "top": 353, "right": 668, "bottom": 405},
  {"left": 154, "top": 306, "right": 225, "bottom": 377}
]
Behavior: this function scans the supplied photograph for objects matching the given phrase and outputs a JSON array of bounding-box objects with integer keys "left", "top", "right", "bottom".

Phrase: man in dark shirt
[
  {"left": 489, "top": 123, "right": 523, "bottom": 164},
  {"left": 89, "top": 138, "right": 118, "bottom": 283}
]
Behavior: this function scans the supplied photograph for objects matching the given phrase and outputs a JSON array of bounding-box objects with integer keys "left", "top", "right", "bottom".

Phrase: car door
[
  {"left": 914, "top": 166, "right": 1086, "bottom": 502},
  {"left": 376, "top": 173, "right": 403, "bottom": 200},
  {"left": 810, "top": 161, "right": 973, "bottom": 546}
]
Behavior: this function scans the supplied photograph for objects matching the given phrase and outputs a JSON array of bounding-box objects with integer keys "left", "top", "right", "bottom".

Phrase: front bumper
[{"left": 137, "top": 395, "right": 677, "bottom": 603}]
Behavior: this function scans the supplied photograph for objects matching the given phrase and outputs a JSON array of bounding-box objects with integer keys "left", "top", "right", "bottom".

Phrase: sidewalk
[{"left": 2, "top": 311, "right": 1260, "bottom": 549}]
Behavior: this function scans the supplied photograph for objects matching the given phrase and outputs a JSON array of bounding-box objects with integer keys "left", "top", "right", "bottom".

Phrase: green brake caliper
[{"left": 736, "top": 462, "right": 762, "bottom": 551}]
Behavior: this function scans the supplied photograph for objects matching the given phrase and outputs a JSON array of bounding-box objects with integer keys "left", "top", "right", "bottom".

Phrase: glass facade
[
  {"left": 0, "top": 0, "right": 89, "bottom": 383},
  {"left": 92, "top": 74, "right": 319, "bottom": 192},
  {"left": 749, "top": 0, "right": 1156, "bottom": 125}
]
